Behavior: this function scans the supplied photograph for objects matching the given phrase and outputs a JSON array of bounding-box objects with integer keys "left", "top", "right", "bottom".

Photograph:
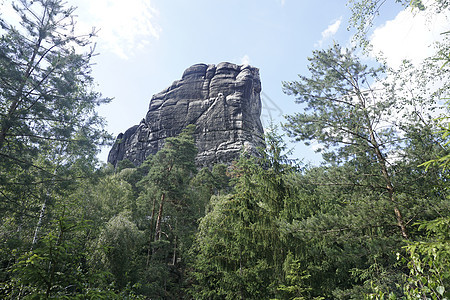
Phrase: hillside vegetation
[{"left": 0, "top": 0, "right": 449, "bottom": 298}]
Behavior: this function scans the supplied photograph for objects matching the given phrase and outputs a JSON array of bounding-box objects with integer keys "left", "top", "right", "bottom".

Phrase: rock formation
[{"left": 108, "top": 62, "right": 265, "bottom": 168}]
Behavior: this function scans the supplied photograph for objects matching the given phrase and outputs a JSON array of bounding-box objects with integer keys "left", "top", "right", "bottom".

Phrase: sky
[{"left": 2, "top": 0, "right": 449, "bottom": 164}]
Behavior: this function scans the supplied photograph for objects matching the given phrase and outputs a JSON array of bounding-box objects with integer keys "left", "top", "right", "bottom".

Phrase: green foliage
[
  {"left": 119, "top": 125, "right": 203, "bottom": 298},
  {"left": 189, "top": 129, "right": 307, "bottom": 299},
  {"left": 0, "top": 1, "right": 448, "bottom": 298},
  {"left": 190, "top": 189, "right": 277, "bottom": 300},
  {"left": 283, "top": 44, "right": 384, "bottom": 157},
  {"left": 0, "top": 2, "right": 116, "bottom": 298},
  {"left": 0, "top": 0, "right": 111, "bottom": 179},
  {"left": 283, "top": 44, "right": 412, "bottom": 239},
  {"left": 280, "top": 167, "right": 402, "bottom": 297},
  {"left": 365, "top": 217, "right": 450, "bottom": 299},
  {"left": 97, "top": 212, "right": 143, "bottom": 289},
  {"left": 2, "top": 216, "right": 114, "bottom": 299},
  {"left": 397, "top": 217, "right": 450, "bottom": 299},
  {"left": 273, "top": 252, "right": 315, "bottom": 300},
  {"left": 282, "top": 42, "right": 448, "bottom": 297},
  {"left": 138, "top": 124, "right": 198, "bottom": 244},
  {"left": 116, "top": 159, "right": 136, "bottom": 172},
  {"left": 347, "top": 0, "right": 407, "bottom": 49},
  {"left": 0, "top": 0, "right": 112, "bottom": 273}
]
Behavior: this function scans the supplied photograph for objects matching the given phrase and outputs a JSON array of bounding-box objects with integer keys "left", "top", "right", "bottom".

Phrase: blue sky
[{"left": 3, "top": 0, "right": 447, "bottom": 164}]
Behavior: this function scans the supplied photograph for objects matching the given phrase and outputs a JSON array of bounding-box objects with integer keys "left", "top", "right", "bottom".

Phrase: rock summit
[{"left": 108, "top": 62, "right": 265, "bottom": 167}]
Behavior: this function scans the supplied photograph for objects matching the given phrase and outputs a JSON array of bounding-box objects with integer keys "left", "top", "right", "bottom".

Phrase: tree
[
  {"left": 283, "top": 44, "right": 413, "bottom": 238},
  {"left": 347, "top": 0, "right": 449, "bottom": 50},
  {"left": 282, "top": 44, "right": 448, "bottom": 297},
  {"left": 4, "top": 215, "right": 116, "bottom": 299},
  {"left": 273, "top": 252, "right": 314, "bottom": 300},
  {"left": 0, "top": 0, "right": 112, "bottom": 295},
  {"left": 139, "top": 125, "right": 197, "bottom": 248},
  {"left": 189, "top": 129, "right": 305, "bottom": 299},
  {"left": 97, "top": 212, "right": 143, "bottom": 290},
  {"left": 131, "top": 125, "right": 199, "bottom": 298},
  {"left": 367, "top": 82, "right": 450, "bottom": 298},
  {"left": 402, "top": 218, "right": 450, "bottom": 299},
  {"left": 280, "top": 164, "right": 407, "bottom": 297},
  {"left": 0, "top": 0, "right": 111, "bottom": 235},
  {"left": 0, "top": 0, "right": 110, "bottom": 151}
]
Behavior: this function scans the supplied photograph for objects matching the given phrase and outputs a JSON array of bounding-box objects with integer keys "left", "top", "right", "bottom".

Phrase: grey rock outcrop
[{"left": 108, "top": 62, "right": 264, "bottom": 168}]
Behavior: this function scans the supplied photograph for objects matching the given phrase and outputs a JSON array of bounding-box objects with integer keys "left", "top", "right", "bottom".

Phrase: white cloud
[
  {"left": 74, "top": 0, "right": 161, "bottom": 59},
  {"left": 240, "top": 54, "right": 251, "bottom": 65},
  {"left": 315, "top": 17, "right": 342, "bottom": 47},
  {"left": 370, "top": 7, "right": 450, "bottom": 68},
  {"left": 322, "top": 18, "right": 342, "bottom": 39}
]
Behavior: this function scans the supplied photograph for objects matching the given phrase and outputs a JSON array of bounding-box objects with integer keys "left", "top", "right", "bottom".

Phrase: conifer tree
[
  {"left": 284, "top": 44, "right": 410, "bottom": 239},
  {"left": 282, "top": 44, "right": 448, "bottom": 297},
  {"left": 190, "top": 129, "right": 305, "bottom": 299},
  {"left": 133, "top": 125, "right": 199, "bottom": 297},
  {"left": 0, "top": 0, "right": 110, "bottom": 241},
  {"left": 0, "top": 0, "right": 111, "bottom": 295}
]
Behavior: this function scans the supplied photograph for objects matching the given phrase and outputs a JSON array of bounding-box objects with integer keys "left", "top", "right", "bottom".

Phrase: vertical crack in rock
[{"left": 107, "top": 62, "right": 265, "bottom": 168}]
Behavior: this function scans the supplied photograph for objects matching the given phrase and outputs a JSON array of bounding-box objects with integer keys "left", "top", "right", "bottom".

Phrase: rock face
[{"left": 108, "top": 62, "right": 264, "bottom": 168}]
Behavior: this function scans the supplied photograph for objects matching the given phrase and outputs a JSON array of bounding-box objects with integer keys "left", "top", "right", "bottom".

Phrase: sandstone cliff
[{"left": 108, "top": 62, "right": 265, "bottom": 167}]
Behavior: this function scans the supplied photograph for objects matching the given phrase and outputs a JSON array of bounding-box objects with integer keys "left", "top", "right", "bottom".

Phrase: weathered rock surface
[{"left": 108, "top": 62, "right": 264, "bottom": 168}]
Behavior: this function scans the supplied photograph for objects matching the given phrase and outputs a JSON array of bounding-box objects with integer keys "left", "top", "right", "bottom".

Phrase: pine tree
[
  {"left": 0, "top": 0, "right": 111, "bottom": 295},
  {"left": 0, "top": 0, "right": 110, "bottom": 241},
  {"left": 284, "top": 44, "right": 417, "bottom": 239},
  {"left": 189, "top": 129, "right": 304, "bottom": 299},
  {"left": 282, "top": 44, "right": 448, "bottom": 297},
  {"left": 133, "top": 125, "right": 199, "bottom": 297}
]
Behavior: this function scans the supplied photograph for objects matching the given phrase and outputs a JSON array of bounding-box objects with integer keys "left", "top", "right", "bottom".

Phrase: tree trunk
[
  {"left": 146, "top": 196, "right": 157, "bottom": 266},
  {"left": 367, "top": 116, "right": 409, "bottom": 239},
  {"left": 0, "top": 34, "right": 43, "bottom": 151},
  {"left": 171, "top": 235, "right": 177, "bottom": 265},
  {"left": 31, "top": 198, "right": 47, "bottom": 250},
  {"left": 355, "top": 88, "right": 409, "bottom": 239},
  {"left": 154, "top": 193, "right": 166, "bottom": 242}
]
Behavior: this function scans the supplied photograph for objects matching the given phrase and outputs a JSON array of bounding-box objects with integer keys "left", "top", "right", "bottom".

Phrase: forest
[{"left": 0, "top": 0, "right": 449, "bottom": 299}]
